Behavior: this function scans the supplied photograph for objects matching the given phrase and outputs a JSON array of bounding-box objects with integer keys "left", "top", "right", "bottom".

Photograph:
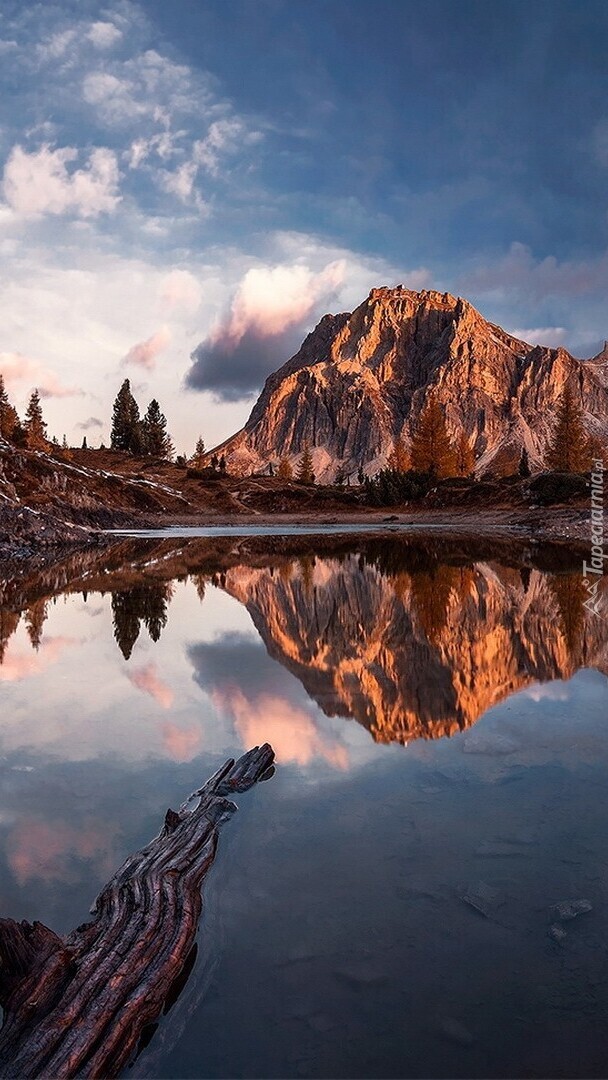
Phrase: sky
[{"left": 0, "top": 0, "right": 607, "bottom": 453}]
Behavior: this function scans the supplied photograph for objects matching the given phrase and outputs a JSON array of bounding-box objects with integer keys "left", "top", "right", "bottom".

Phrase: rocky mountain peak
[{"left": 210, "top": 287, "right": 608, "bottom": 482}]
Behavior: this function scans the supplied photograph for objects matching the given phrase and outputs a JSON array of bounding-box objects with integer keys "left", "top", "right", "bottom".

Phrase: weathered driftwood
[{"left": 0, "top": 743, "right": 275, "bottom": 1079}]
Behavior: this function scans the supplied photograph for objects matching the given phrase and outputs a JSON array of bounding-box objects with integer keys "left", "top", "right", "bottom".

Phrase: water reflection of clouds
[
  {"left": 0, "top": 635, "right": 78, "bottom": 682},
  {"left": 127, "top": 662, "right": 174, "bottom": 709},
  {"left": 189, "top": 634, "right": 351, "bottom": 770},
  {"left": 6, "top": 816, "right": 119, "bottom": 886}
]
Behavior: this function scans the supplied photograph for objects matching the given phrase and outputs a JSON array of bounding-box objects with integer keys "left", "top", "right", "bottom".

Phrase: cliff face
[
  {"left": 212, "top": 288, "right": 608, "bottom": 481},
  {"left": 222, "top": 555, "right": 608, "bottom": 745}
]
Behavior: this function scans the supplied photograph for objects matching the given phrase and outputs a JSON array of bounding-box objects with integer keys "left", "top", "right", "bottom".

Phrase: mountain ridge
[{"left": 210, "top": 287, "right": 608, "bottom": 482}]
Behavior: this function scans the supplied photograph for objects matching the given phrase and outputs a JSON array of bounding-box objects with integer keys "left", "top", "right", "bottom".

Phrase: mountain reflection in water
[
  {"left": 2, "top": 535, "right": 608, "bottom": 1079},
  {"left": 2, "top": 537, "right": 606, "bottom": 750}
]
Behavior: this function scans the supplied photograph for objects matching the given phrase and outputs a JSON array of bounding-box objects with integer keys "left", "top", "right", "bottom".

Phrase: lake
[{"left": 1, "top": 533, "right": 607, "bottom": 1078}]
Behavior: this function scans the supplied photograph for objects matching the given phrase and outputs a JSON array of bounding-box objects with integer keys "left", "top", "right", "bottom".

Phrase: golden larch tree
[
  {"left": 387, "top": 434, "right": 411, "bottom": 472},
  {"left": 545, "top": 386, "right": 591, "bottom": 474},
  {"left": 277, "top": 455, "right": 293, "bottom": 480},
  {"left": 410, "top": 398, "right": 457, "bottom": 478}
]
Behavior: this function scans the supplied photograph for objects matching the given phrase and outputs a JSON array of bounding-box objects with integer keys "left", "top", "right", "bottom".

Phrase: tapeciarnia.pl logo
[{"left": 583, "top": 458, "right": 606, "bottom": 617}]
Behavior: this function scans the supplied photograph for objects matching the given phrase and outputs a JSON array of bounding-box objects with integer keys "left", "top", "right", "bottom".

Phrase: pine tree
[
  {"left": 387, "top": 434, "right": 410, "bottom": 472},
  {"left": 278, "top": 456, "right": 293, "bottom": 480},
  {"left": 410, "top": 398, "right": 457, "bottom": 478},
  {"left": 62, "top": 435, "right": 68, "bottom": 449},
  {"left": 545, "top": 386, "right": 591, "bottom": 474},
  {"left": 192, "top": 436, "right": 206, "bottom": 468},
  {"left": 0, "top": 374, "right": 19, "bottom": 441},
  {"left": 111, "top": 379, "right": 141, "bottom": 453},
  {"left": 141, "top": 399, "right": 174, "bottom": 458},
  {"left": 25, "top": 600, "right": 47, "bottom": 651},
  {"left": 82, "top": 436, "right": 88, "bottom": 450},
  {"left": 296, "top": 444, "right": 315, "bottom": 484},
  {"left": 219, "top": 454, "right": 227, "bottom": 473},
  {"left": 357, "top": 465, "right": 365, "bottom": 485},
  {"left": 455, "top": 430, "right": 475, "bottom": 477},
  {"left": 24, "top": 389, "right": 47, "bottom": 449}
]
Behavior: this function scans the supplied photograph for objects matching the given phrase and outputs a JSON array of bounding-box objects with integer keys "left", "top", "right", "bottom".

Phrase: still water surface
[{"left": 1, "top": 536, "right": 608, "bottom": 1078}]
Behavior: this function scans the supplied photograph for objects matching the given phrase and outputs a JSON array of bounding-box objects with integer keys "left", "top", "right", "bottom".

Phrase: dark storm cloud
[{"left": 186, "top": 326, "right": 302, "bottom": 402}]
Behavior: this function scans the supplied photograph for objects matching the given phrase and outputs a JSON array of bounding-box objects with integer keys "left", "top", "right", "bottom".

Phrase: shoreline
[{"left": 0, "top": 503, "right": 594, "bottom": 565}]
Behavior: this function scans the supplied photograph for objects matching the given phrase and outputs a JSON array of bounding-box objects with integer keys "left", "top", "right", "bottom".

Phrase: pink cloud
[
  {"left": 122, "top": 325, "right": 171, "bottom": 370},
  {"left": 127, "top": 662, "right": 174, "bottom": 709},
  {"left": 161, "top": 721, "right": 202, "bottom": 762},
  {"left": 215, "top": 686, "right": 349, "bottom": 770},
  {"left": 214, "top": 261, "right": 346, "bottom": 347},
  {"left": 0, "top": 351, "right": 82, "bottom": 398},
  {"left": 0, "top": 637, "right": 76, "bottom": 682},
  {"left": 7, "top": 817, "right": 117, "bottom": 885},
  {"left": 160, "top": 269, "right": 201, "bottom": 313}
]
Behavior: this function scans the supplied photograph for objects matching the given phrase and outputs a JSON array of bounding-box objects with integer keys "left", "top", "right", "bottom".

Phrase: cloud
[
  {"left": 122, "top": 325, "right": 171, "bottom": 370},
  {"left": 189, "top": 635, "right": 349, "bottom": 769},
  {"left": 460, "top": 241, "right": 608, "bottom": 304},
  {"left": 221, "top": 686, "right": 349, "bottom": 770},
  {"left": 523, "top": 682, "right": 570, "bottom": 703},
  {"left": 0, "top": 636, "right": 76, "bottom": 683},
  {"left": 37, "top": 29, "right": 77, "bottom": 62},
  {"left": 76, "top": 415, "right": 104, "bottom": 430},
  {"left": 87, "top": 21, "right": 123, "bottom": 49},
  {"left": 2, "top": 144, "right": 121, "bottom": 218},
  {"left": 127, "top": 662, "right": 174, "bottom": 708},
  {"left": 508, "top": 326, "right": 569, "bottom": 348},
  {"left": 193, "top": 118, "right": 261, "bottom": 176},
  {"left": 0, "top": 352, "right": 82, "bottom": 398},
  {"left": 158, "top": 160, "right": 203, "bottom": 206},
  {"left": 186, "top": 260, "right": 346, "bottom": 400},
  {"left": 7, "top": 816, "right": 115, "bottom": 885},
  {"left": 161, "top": 721, "right": 202, "bottom": 762},
  {"left": 160, "top": 269, "right": 202, "bottom": 313}
]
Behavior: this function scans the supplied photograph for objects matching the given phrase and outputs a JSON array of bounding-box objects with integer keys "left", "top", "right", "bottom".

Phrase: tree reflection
[{"left": 111, "top": 584, "right": 173, "bottom": 660}]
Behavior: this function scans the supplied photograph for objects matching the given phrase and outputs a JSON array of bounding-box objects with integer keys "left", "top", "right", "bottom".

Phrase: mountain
[
  {"left": 222, "top": 553, "right": 608, "bottom": 745},
  {"left": 212, "top": 287, "right": 608, "bottom": 482}
]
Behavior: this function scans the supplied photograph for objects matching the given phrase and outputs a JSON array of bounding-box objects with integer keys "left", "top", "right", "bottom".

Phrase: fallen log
[{"left": 0, "top": 743, "right": 275, "bottom": 1079}]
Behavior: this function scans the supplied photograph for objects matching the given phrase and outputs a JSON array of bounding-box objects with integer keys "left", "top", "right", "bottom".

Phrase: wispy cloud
[
  {"left": 127, "top": 662, "right": 174, "bottom": 708},
  {"left": 122, "top": 325, "right": 171, "bottom": 370},
  {"left": 0, "top": 352, "right": 82, "bottom": 398}
]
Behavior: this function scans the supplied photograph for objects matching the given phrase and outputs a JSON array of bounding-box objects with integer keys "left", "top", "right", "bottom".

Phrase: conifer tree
[
  {"left": 278, "top": 456, "right": 293, "bottom": 480},
  {"left": 545, "top": 386, "right": 591, "bottom": 474},
  {"left": 111, "top": 379, "right": 141, "bottom": 453},
  {"left": 410, "top": 398, "right": 457, "bottom": 478},
  {"left": 141, "top": 399, "right": 174, "bottom": 458},
  {"left": 82, "top": 436, "right": 88, "bottom": 450},
  {"left": 296, "top": 444, "right": 315, "bottom": 484},
  {"left": 455, "top": 430, "right": 475, "bottom": 477},
  {"left": 0, "top": 374, "right": 19, "bottom": 441},
  {"left": 24, "top": 389, "right": 47, "bottom": 448},
  {"left": 387, "top": 434, "right": 410, "bottom": 472},
  {"left": 192, "top": 436, "right": 206, "bottom": 467},
  {"left": 219, "top": 454, "right": 227, "bottom": 473}
]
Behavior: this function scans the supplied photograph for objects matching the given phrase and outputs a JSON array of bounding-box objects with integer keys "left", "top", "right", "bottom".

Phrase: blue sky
[{"left": 0, "top": 0, "right": 606, "bottom": 451}]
